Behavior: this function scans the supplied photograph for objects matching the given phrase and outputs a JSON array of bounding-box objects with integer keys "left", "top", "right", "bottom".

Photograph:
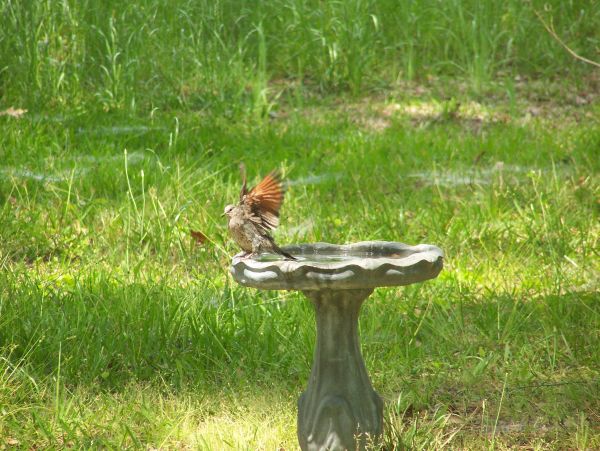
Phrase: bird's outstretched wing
[{"left": 242, "top": 170, "right": 285, "bottom": 231}]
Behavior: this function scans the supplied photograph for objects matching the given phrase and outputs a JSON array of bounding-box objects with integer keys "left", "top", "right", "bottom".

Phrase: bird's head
[{"left": 222, "top": 204, "right": 235, "bottom": 217}]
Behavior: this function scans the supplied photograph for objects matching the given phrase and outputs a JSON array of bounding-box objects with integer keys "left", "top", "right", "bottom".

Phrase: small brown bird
[{"left": 224, "top": 164, "right": 296, "bottom": 260}]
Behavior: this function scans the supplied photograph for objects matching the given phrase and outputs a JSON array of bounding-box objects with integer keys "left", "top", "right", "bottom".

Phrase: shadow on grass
[
  {"left": 0, "top": 272, "right": 313, "bottom": 392},
  {"left": 2, "top": 272, "right": 597, "bottom": 397}
]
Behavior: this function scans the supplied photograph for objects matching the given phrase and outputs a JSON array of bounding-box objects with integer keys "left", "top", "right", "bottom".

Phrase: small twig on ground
[{"left": 534, "top": 9, "right": 600, "bottom": 68}]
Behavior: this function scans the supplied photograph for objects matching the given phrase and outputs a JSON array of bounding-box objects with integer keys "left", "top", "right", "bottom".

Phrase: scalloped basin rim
[{"left": 230, "top": 241, "right": 444, "bottom": 290}]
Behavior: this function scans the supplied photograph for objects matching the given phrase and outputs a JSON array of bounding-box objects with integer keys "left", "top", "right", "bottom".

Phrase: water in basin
[{"left": 253, "top": 252, "right": 409, "bottom": 263}]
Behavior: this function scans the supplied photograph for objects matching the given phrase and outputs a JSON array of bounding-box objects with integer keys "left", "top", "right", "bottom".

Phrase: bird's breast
[{"left": 228, "top": 215, "right": 253, "bottom": 252}]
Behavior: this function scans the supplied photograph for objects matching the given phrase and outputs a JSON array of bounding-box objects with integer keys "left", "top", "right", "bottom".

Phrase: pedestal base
[{"left": 298, "top": 289, "right": 383, "bottom": 451}]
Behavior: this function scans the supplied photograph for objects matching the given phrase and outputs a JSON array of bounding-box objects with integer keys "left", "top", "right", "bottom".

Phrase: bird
[{"left": 223, "top": 164, "right": 296, "bottom": 260}]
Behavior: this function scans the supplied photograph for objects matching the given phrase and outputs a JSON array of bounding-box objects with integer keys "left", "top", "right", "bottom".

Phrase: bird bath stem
[
  {"left": 299, "top": 288, "right": 382, "bottom": 450},
  {"left": 230, "top": 241, "right": 443, "bottom": 450}
]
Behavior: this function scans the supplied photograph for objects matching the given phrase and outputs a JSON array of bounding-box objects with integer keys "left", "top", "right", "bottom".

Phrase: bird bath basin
[{"left": 230, "top": 241, "right": 443, "bottom": 450}]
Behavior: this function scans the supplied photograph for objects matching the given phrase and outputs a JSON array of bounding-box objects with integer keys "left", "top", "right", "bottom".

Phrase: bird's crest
[{"left": 239, "top": 163, "right": 248, "bottom": 200}]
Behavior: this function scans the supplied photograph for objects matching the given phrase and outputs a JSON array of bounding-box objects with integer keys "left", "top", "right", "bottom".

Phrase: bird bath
[{"left": 230, "top": 241, "right": 443, "bottom": 450}]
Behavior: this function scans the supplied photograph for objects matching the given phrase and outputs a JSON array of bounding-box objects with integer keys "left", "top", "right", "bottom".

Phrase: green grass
[
  {"left": 1, "top": 0, "right": 600, "bottom": 448},
  {"left": 1, "top": 0, "right": 599, "bottom": 112},
  {"left": 1, "top": 92, "right": 599, "bottom": 448}
]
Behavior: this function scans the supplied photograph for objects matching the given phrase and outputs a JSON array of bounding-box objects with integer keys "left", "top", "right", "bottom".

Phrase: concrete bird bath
[{"left": 230, "top": 241, "right": 443, "bottom": 450}]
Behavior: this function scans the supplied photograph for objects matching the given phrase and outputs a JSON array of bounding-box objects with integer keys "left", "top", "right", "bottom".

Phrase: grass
[
  {"left": 1, "top": 0, "right": 599, "bottom": 111},
  {"left": 1, "top": 91, "right": 599, "bottom": 448},
  {"left": 1, "top": 0, "right": 600, "bottom": 449}
]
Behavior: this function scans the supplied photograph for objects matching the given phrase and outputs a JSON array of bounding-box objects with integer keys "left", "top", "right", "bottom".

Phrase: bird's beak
[{"left": 221, "top": 212, "right": 226, "bottom": 217}]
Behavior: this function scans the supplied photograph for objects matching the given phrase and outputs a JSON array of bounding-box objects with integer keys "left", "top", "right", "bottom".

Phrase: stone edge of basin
[{"left": 230, "top": 241, "right": 444, "bottom": 290}]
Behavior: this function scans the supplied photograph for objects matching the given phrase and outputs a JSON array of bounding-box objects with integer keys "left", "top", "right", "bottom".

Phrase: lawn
[{"left": 1, "top": 1, "right": 599, "bottom": 449}]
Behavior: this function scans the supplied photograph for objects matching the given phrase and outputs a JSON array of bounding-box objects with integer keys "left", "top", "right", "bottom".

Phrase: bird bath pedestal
[{"left": 230, "top": 241, "right": 443, "bottom": 450}]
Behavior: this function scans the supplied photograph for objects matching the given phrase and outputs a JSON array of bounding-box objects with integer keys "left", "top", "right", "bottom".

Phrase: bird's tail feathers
[{"left": 273, "top": 243, "right": 297, "bottom": 261}]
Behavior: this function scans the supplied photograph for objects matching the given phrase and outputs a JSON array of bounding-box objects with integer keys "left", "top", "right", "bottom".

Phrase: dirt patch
[{"left": 268, "top": 74, "right": 599, "bottom": 132}]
